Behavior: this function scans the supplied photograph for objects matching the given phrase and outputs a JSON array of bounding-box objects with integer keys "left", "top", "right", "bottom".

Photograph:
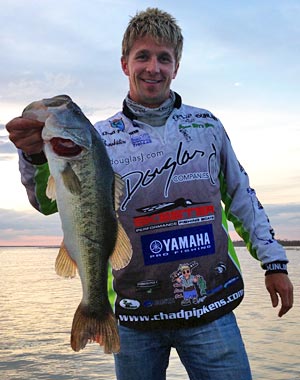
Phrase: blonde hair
[
  {"left": 122, "top": 7, "right": 183, "bottom": 64},
  {"left": 179, "top": 264, "right": 190, "bottom": 272}
]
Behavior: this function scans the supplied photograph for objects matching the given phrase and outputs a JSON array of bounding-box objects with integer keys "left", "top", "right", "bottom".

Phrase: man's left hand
[{"left": 265, "top": 273, "right": 293, "bottom": 317}]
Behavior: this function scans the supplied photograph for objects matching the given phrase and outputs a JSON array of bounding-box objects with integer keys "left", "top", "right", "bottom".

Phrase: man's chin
[{"left": 139, "top": 94, "right": 168, "bottom": 108}]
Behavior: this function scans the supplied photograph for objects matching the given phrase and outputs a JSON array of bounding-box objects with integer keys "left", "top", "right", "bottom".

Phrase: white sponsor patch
[{"left": 120, "top": 299, "right": 141, "bottom": 310}]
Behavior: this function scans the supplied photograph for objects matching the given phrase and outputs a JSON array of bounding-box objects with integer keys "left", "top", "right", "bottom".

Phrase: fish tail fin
[
  {"left": 109, "top": 221, "right": 133, "bottom": 270},
  {"left": 70, "top": 303, "right": 120, "bottom": 354}
]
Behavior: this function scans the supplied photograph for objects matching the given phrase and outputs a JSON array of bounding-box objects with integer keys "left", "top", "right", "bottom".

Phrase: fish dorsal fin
[
  {"left": 114, "top": 173, "right": 124, "bottom": 211},
  {"left": 62, "top": 163, "right": 82, "bottom": 195},
  {"left": 109, "top": 221, "right": 133, "bottom": 270},
  {"left": 55, "top": 241, "right": 77, "bottom": 278},
  {"left": 46, "top": 175, "right": 57, "bottom": 201}
]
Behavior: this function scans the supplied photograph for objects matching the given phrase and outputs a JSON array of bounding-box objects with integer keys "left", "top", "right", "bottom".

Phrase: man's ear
[
  {"left": 121, "top": 56, "right": 129, "bottom": 76},
  {"left": 173, "top": 62, "right": 180, "bottom": 79}
]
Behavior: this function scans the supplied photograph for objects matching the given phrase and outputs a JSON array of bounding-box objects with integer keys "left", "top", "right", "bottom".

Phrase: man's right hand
[{"left": 6, "top": 117, "right": 44, "bottom": 155}]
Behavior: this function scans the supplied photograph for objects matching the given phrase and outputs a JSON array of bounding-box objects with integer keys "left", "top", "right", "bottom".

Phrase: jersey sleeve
[
  {"left": 218, "top": 125, "right": 288, "bottom": 266},
  {"left": 18, "top": 150, "right": 58, "bottom": 215}
]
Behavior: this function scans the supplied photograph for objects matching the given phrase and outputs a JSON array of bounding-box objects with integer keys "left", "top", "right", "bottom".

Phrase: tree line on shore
[{"left": 233, "top": 240, "right": 300, "bottom": 247}]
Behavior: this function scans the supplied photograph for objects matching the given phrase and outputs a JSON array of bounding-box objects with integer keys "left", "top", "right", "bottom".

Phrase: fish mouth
[{"left": 50, "top": 137, "right": 83, "bottom": 157}]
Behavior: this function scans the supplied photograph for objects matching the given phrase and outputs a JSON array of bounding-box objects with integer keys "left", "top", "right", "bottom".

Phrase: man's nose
[{"left": 146, "top": 57, "right": 160, "bottom": 74}]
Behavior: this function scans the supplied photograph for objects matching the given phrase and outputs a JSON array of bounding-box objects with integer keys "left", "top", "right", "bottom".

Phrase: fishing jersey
[{"left": 18, "top": 96, "right": 288, "bottom": 330}]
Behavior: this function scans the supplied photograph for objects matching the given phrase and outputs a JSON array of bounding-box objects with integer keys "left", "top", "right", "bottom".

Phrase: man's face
[
  {"left": 121, "top": 36, "right": 179, "bottom": 108},
  {"left": 182, "top": 268, "right": 191, "bottom": 280}
]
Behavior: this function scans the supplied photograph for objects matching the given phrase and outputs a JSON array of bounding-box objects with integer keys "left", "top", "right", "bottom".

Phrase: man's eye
[
  {"left": 160, "top": 55, "right": 172, "bottom": 63},
  {"left": 136, "top": 54, "right": 148, "bottom": 60}
]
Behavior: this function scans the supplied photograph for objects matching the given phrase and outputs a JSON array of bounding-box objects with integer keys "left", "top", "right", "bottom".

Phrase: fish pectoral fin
[
  {"left": 46, "top": 175, "right": 57, "bottom": 201},
  {"left": 55, "top": 241, "right": 77, "bottom": 278},
  {"left": 109, "top": 221, "right": 133, "bottom": 270},
  {"left": 114, "top": 173, "right": 124, "bottom": 211},
  {"left": 62, "top": 162, "right": 82, "bottom": 195}
]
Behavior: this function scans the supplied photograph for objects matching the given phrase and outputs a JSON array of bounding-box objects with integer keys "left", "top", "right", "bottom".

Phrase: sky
[{"left": 0, "top": 0, "right": 299, "bottom": 245}]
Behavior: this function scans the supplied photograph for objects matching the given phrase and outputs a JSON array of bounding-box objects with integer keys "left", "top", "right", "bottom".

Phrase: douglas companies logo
[{"left": 120, "top": 142, "right": 218, "bottom": 210}]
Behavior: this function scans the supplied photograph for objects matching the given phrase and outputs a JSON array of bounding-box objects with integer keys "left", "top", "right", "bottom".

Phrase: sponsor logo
[
  {"left": 179, "top": 123, "right": 214, "bottom": 130},
  {"left": 111, "top": 150, "right": 164, "bottom": 167},
  {"left": 103, "top": 138, "right": 126, "bottom": 147},
  {"left": 141, "top": 225, "right": 215, "bottom": 265},
  {"left": 194, "top": 112, "right": 218, "bottom": 121},
  {"left": 173, "top": 113, "right": 194, "bottom": 122},
  {"left": 102, "top": 129, "right": 121, "bottom": 136},
  {"left": 136, "top": 279, "right": 161, "bottom": 293},
  {"left": 119, "top": 299, "right": 140, "bottom": 310},
  {"left": 134, "top": 203, "right": 215, "bottom": 232},
  {"left": 179, "top": 128, "right": 192, "bottom": 142},
  {"left": 109, "top": 118, "right": 125, "bottom": 131},
  {"left": 265, "top": 262, "right": 287, "bottom": 271},
  {"left": 117, "top": 289, "right": 244, "bottom": 323},
  {"left": 131, "top": 133, "right": 152, "bottom": 146},
  {"left": 121, "top": 142, "right": 206, "bottom": 210},
  {"left": 172, "top": 172, "right": 210, "bottom": 183},
  {"left": 173, "top": 112, "right": 218, "bottom": 122},
  {"left": 143, "top": 298, "right": 175, "bottom": 308},
  {"left": 129, "top": 129, "right": 139, "bottom": 135}
]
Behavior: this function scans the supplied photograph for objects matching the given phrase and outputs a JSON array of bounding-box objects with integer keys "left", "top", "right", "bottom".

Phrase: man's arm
[
  {"left": 6, "top": 116, "right": 57, "bottom": 215},
  {"left": 218, "top": 123, "right": 294, "bottom": 316}
]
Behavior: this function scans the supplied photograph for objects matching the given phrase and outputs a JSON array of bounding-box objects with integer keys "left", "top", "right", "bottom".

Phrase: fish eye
[{"left": 68, "top": 103, "right": 82, "bottom": 115}]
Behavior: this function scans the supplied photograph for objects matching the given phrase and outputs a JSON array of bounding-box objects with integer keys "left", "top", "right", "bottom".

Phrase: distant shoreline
[
  {"left": 0, "top": 245, "right": 61, "bottom": 248},
  {"left": 233, "top": 240, "right": 300, "bottom": 247},
  {"left": 1, "top": 240, "right": 300, "bottom": 248}
]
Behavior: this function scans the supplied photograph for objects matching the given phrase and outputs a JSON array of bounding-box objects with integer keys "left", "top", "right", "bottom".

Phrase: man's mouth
[{"left": 142, "top": 79, "right": 162, "bottom": 84}]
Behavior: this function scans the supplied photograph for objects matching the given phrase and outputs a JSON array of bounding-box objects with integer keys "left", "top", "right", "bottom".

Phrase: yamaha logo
[
  {"left": 150, "top": 240, "right": 163, "bottom": 254},
  {"left": 150, "top": 233, "right": 211, "bottom": 253},
  {"left": 141, "top": 225, "right": 215, "bottom": 265}
]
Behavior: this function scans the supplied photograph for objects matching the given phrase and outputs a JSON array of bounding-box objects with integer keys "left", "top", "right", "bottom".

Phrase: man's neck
[{"left": 123, "top": 91, "right": 181, "bottom": 126}]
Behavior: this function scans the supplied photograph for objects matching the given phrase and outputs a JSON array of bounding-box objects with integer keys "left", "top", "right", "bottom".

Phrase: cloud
[
  {"left": 262, "top": 203, "right": 300, "bottom": 240},
  {"left": 0, "top": 0, "right": 131, "bottom": 117},
  {"left": 264, "top": 203, "right": 300, "bottom": 223},
  {"left": 0, "top": 1, "right": 299, "bottom": 243},
  {"left": 228, "top": 202, "right": 300, "bottom": 241},
  {"left": 0, "top": 124, "right": 18, "bottom": 159},
  {"left": 4, "top": 73, "right": 79, "bottom": 101},
  {"left": 0, "top": 208, "right": 62, "bottom": 245},
  {"left": 1, "top": 200, "right": 299, "bottom": 246}
]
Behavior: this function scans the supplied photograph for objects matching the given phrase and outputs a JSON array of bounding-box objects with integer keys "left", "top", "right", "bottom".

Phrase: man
[{"left": 6, "top": 8, "right": 293, "bottom": 380}]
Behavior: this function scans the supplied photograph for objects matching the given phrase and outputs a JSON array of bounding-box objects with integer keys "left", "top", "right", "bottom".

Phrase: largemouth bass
[{"left": 22, "top": 95, "right": 132, "bottom": 354}]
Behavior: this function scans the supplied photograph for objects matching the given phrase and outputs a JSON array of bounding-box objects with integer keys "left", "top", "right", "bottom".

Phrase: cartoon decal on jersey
[{"left": 170, "top": 261, "right": 207, "bottom": 306}]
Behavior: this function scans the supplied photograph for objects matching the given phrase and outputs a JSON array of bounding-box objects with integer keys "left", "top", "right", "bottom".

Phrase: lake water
[{"left": 0, "top": 246, "right": 299, "bottom": 380}]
